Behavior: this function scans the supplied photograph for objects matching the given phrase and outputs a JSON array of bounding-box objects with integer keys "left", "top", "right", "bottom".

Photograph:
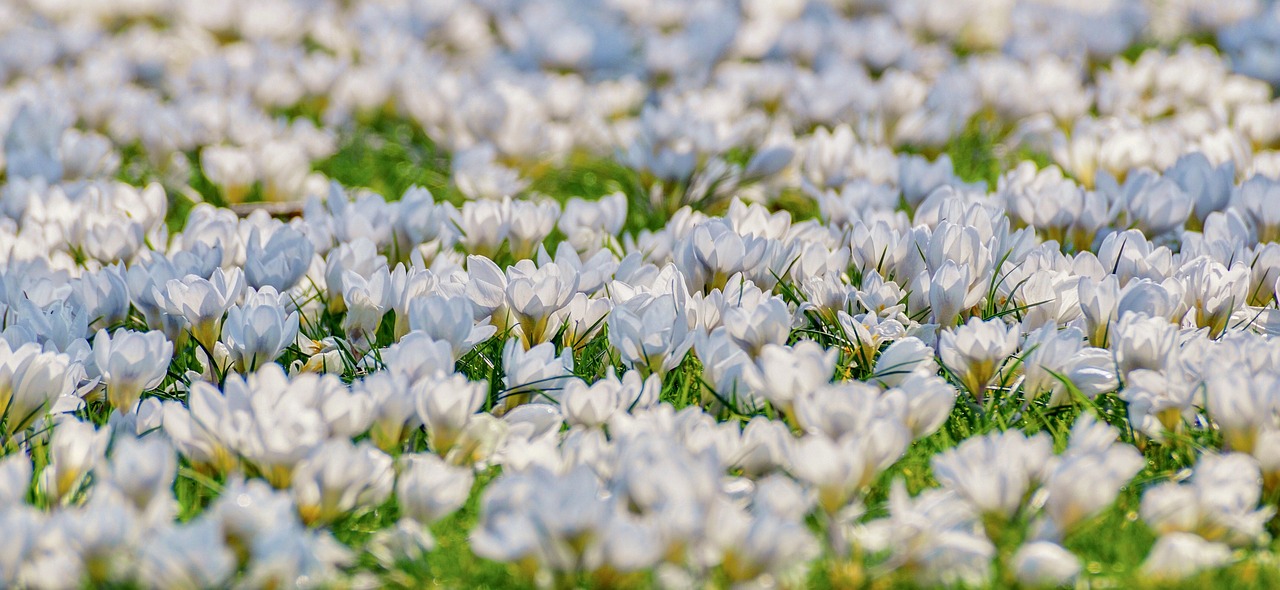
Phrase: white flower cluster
[{"left": 2, "top": 0, "right": 1280, "bottom": 588}]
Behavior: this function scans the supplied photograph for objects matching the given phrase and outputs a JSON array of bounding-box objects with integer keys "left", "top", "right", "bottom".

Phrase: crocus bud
[
  {"left": 245, "top": 225, "right": 314, "bottom": 292},
  {"left": 929, "top": 260, "right": 970, "bottom": 327}
]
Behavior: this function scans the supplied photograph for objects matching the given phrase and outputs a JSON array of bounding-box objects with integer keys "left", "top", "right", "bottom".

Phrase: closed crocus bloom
[
  {"left": 157, "top": 268, "right": 245, "bottom": 351},
  {"left": 1206, "top": 372, "right": 1276, "bottom": 453},
  {"left": 72, "top": 265, "right": 130, "bottom": 332},
  {"left": 1012, "top": 541, "right": 1080, "bottom": 588},
  {"left": 222, "top": 287, "right": 299, "bottom": 373},
  {"left": 1116, "top": 279, "right": 1180, "bottom": 323},
  {"left": 245, "top": 225, "right": 314, "bottom": 292},
  {"left": 407, "top": 294, "right": 495, "bottom": 358},
  {"left": 937, "top": 317, "right": 1020, "bottom": 402},
  {"left": 355, "top": 372, "right": 417, "bottom": 453},
  {"left": 93, "top": 329, "right": 172, "bottom": 414},
  {"left": 455, "top": 198, "right": 511, "bottom": 259},
  {"left": 1167, "top": 152, "right": 1233, "bottom": 225},
  {"left": 104, "top": 434, "right": 177, "bottom": 513},
  {"left": 200, "top": 145, "right": 256, "bottom": 202},
  {"left": 1099, "top": 230, "right": 1167, "bottom": 283},
  {"left": 464, "top": 255, "right": 510, "bottom": 326},
  {"left": 1078, "top": 275, "right": 1119, "bottom": 347},
  {"left": 1120, "top": 173, "right": 1193, "bottom": 237},
  {"left": 40, "top": 419, "right": 109, "bottom": 505},
  {"left": 1246, "top": 243, "right": 1280, "bottom": 306},
  {"left": 882, "top": 369, "right": 957, "bottom": 440},
  {"left": 872, "top": 337, "right": 938, "bottom": 388},
  {"left": 341, "top": 267, "right": 393, "bottom": 349},
  {"left": 928, "top": 260, "right": 970, "bottom": 327},
  {"left": 379, "top": 333, "right": 455, "bottom": 384},
  {"left": 558, "top": 293, "right": 611, "bottom": 351},
  {"left": 1110, "top": 313, "right": 1177, "bottom": 378},
  {"left": 1234, "top": 174, "right": 1280, "bottom": 243},
  {"left": 396, "top": 453, "right": 474, "bottom": 525},
  {"left": 323, "top": 238, "right": 387, "bottom": 313},
  {"left": 849, "top": 220, "right": 909, "bottom": 279},
  {"left": 292, "top": 439, "right": 394, "bottom": 526},
  {"left": 925, "top": 222, "right": 992, "bottom": 311},
  {"left": 416, "top": 373, "right": 487, "bottom": 456},
  {"left": 723, "top": 296, "right": 792, "bottom": 356},
  {"left": 500, "top": 338, "right": 574, "bottom": 411},
  {"left": 1, "top": 342, "right": 75, "bottom": 436},
  {"left": 507, "top": 199, "right": 559, "bottom": 260},
  {"left": 1052, "top": 347, "right": 1118, "bottom": 406}
]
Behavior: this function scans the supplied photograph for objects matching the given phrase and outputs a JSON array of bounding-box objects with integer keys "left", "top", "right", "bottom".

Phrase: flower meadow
[{"left": 5, "top": 0, "right": 1280, "bottom": 589}]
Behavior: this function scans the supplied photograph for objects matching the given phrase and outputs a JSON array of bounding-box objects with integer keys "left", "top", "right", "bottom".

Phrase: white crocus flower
[
  {"left": 156, "top": 267, "right": 246, "bottom": 352},
  {"left": 416, "top": 373, "right": 488, "bottom": 456},
  {"left": 1, "top": 342, "right": 76, "bottom": 436},
  {"left": 91, "top": 326, "right": 171, "bottom": 414},
  {"left": 396, "top": 453, "right": 475, "bottom": 525},
  {"left": 291, "top": 439, "right": 394, "bottom": 526},
  {"left": 723, "top": 296, "right": 792, "bottom": 357},
  {"left": 931, "top": 430, "right": 1053, "bottom": 521},
  {"left": 245, "top": 225, "right": 314, "bottom": 292},
  {"left": 607, "top": 290, "right": 694, "bottom": 378},
  {"left": 1140, "top": 532, "right": 1233, "bottom": 581},
  {"left": 937, "top": 317, "right": 1020, "bottom": 402},
  {"left": 39, "top": 419, "right": 109, "bottom": 505},
  {"left": 1140, "top": 452, "right": 1274, "bottom": 547},
  {"left": 135, "top": 518, "right": 236, "bottom": 590},
  {"left": 1012, "top": 541, "right": 1080, "bottom": 588},
  {"left": 505, "top": 260, "right": 580, "bottom": 348},
  {"left": 103, "top": 435, "right": 178, "bottom": 515},
  {"left": 407, "top": 294, "right": 496, "bottom": 358},
  {"left": 221, "top": 287, "right": 299, "bottom": 373}
]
